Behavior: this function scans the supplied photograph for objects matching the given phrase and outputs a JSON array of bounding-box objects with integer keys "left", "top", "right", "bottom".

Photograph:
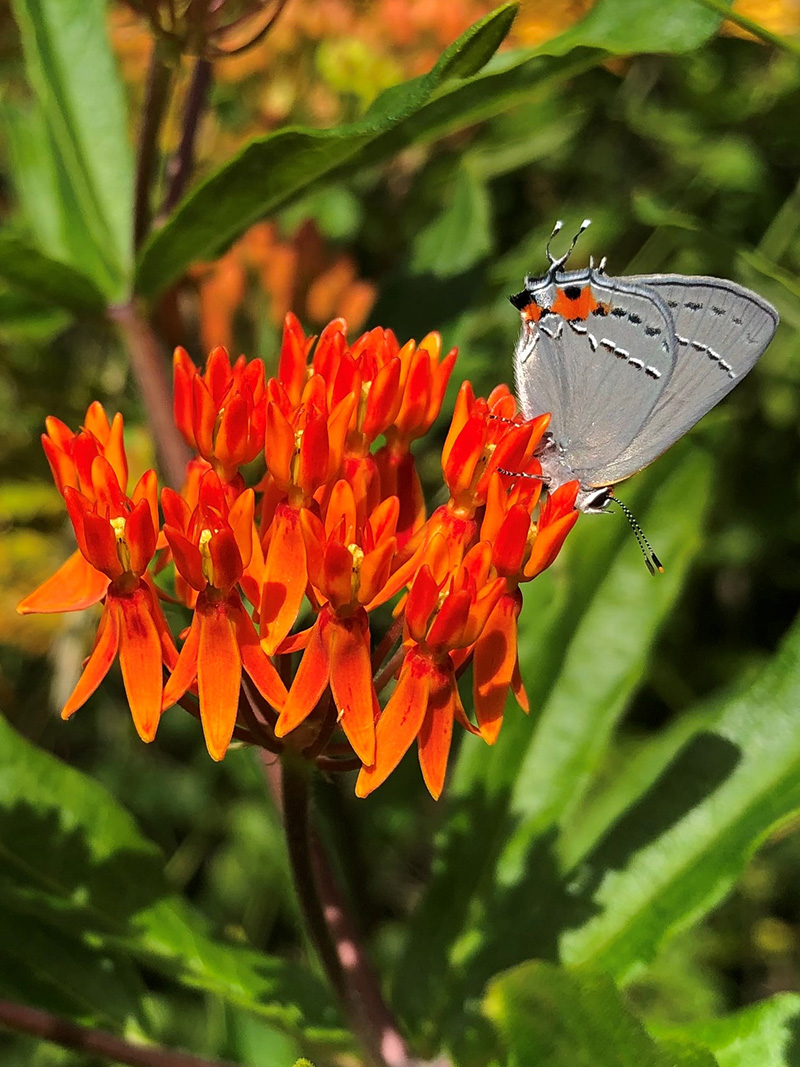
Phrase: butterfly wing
[
  {"left": 514, "top": 273, "right": 677, "bottom": 479},
  {"left": 586, "top": 275, "right": 779, "bottom": 487}
]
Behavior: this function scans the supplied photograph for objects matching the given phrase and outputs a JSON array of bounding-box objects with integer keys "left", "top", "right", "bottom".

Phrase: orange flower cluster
[{"left": 19, "top": 316, "right": 579, "bottom": 798}]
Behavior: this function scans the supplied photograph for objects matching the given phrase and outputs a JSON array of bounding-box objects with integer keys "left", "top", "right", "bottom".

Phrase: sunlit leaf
[
  {"left": 484, "top": 961, "right": 719, "bottom": 1066},
  {"left": 11, "top": 0, "right": 134, "bottom": 298}
]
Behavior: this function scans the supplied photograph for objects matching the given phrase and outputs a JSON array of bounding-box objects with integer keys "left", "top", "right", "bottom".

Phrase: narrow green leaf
[
  {"left": 558, "top": 613, "right": 800, "bottom": 979},
  {"left": 11, "top": 0, "right": 134, "bottom": 296},
  {"left": 653, "top": 995, "right": 800, "bottom": 1067},
  {"left": 0, "top": 234, "right": 106, "bottom": 315},
  {"left": 0, "top": 714, "right": 347, "bottom": 1045},
  {"left": 484, "top": 962, "right": 719, "bottom": 1067},
  {"left": 134, "top": 3, "right": 517, "bottom": 299},
  {"left": 393, "top": 445, "right": 713, "bottom": 1030}
]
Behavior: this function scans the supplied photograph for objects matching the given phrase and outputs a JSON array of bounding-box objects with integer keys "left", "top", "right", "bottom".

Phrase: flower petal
[
  {"left": 275, "top": 616, "right": 330, "bottom": 738},
  {"left": 261, "top": 502, "right": 308, "bottom": 655},
  {"left": 473, "top": 591, "right": 521, "bottom": 744},
  {"left": 232, "top": 595, "right": 287, "bottom": 712},
  {"left": 417, "top": 665, "right": 456, "bottom": 800},
  {"left": 61, "top": 603, "right": 119, "bottom": 719},
  {"left": 197, "top": 597, "right": 242, "bottom": 761},
  {"left": 162, "top": 612, "right": 201, "bottom": 709},
  {"left": 355, "top": 650, "right": 431, "bottom": 797},
  {"left": 115, "top": 590, "right": 165, "bottom": 743},
  {"left": 18, "top": 550, "right": 109, "bottom": 615},
  {"left": 329, "top": 611, "right": 376, "bottom": 765}
]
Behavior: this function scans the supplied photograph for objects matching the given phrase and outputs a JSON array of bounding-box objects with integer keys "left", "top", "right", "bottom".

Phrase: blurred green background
[{"left": 1, "top": 0, "right": 800, "bottom": 1063}]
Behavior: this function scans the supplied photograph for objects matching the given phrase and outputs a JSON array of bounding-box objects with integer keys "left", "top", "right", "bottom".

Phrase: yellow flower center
[
  {"left": 199, "top": 527, "right": 214, "bottom": 585},
  {"left": 110, "top": 516, "right": 131, "bottom": 572},
  {"left": 347, "top": 542, "right": 364, "bottom": 601}
]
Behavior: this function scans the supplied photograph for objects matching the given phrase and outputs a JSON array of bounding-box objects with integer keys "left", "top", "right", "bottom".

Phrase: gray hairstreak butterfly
[{"left": 510, "top": 220, "right": 779, "bottom": 569}]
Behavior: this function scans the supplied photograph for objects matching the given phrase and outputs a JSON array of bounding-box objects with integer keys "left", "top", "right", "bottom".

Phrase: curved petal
[
  {"left": 417, "top": 665, "right": 457, "bottom": 800},
  {"left": 232, "top": 595, "right": 287, "bottom": 712},
  {"left": 473, "top": 592, "right": 520, "bottom": 745},
  {"left": 115, "top": 590, "right": 164, "bottom": 743},
  {"left": 275, "top": 616, "right": 330, "bottom": 738},
  {"left": 329, "top": 611, "right": 376, "bottom": 765},
  {"left": 524, "top": 510, "right": 580, "bottom": 580},
  {"left": 18, "top": 550, "right": 109, "bottom": 615},
  {"left": 61, "top": 604, "right": 119, "bottom": 719},
  {"left": 162, "top": 612, "right": 201, "bottom": 709},
  {"left": 197, "top": 597, "right": 242, "bottom": 761},
  {"left": 355, "top": 651, "right": 431, "bottom": 797},
  {"left": 260, "top": 503, "right": 308, "bottom": 655}
]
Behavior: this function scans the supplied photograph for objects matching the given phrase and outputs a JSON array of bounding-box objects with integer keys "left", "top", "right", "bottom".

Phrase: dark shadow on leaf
[{"left": 398, "top": 731, "right": 742, "bottom": 1053}]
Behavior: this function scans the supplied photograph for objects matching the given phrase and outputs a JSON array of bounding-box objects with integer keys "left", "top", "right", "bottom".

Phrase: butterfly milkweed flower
[
  {"left": 62, "top": 458, "right": 177, "bottom": 741},
  {"left": 161, "top": 471, "right": 287, "bottom": 760},
  {"left": 18, "top": 315, "right": 580, "bottom": 799}
]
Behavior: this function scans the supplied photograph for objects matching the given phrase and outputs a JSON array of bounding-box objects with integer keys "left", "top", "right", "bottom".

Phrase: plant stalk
[
  {"left": 135, "top": 39, "right": 176, "bottom": 249},
  {"left": 279, "top": 754, "right": 417, "bottom": 1067},
  {"left": 162, "top": 58, "right": 213, "bottom": 215},
  {"left": 0, "top": 998, "right": 237, "bottom": 1067}
]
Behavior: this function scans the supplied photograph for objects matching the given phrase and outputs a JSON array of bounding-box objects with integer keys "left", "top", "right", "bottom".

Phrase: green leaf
[
  {"left": 134, "top": 3, "right": 517, "bottom": 299},
  {"left": 484, "top": 962, "right": 719, "bottom": 1067},
  {"left": 393, "top": 444, "right": 713, "bottom": 1032},
  {"left": 411, "top": 163, "right": 492, "bottom": 277},
  {"left": 553, "top": 0, "right": 730, "bottom": 55},
  {"left": 11, "top": 0, "right": 134, "bottom": 297},
  {"left": 0, "top": 235, "right": 106, "bottom": 315},
  {"left": 653, "top": 996, "right": 800, "bottom": 1067},
  {"left": 305, "top": 0, "right": 731, "bottom": 192},
  {"left": 548, "top": 611, "right": 800, "bottom": 980},
  {"left": 0, "top": 714, "right": 347, "bottom": 1045}
]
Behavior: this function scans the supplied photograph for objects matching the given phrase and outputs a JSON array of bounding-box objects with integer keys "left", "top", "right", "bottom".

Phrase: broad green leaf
[
  {"left": 11, "top": 0, "right": 134, "bottom": 297},
  {"left": 134, "top": 3, "right": 517, "bottom": 299},
  {"left": 411, "top": 164, "right": 492, "bottom": 277},
  {"left": 0, "top": 714, "right": 347, "bottom": 1045},
  {"left": 484, "top": 961, "right": 719, "bottom": 1067},
  {"left": 0, "top": 235, "right": 106, "bottom": 315},
  {"left": 1, "top": 97, "right": 118, "bottom": 297},
  {"left": 652, "top": 996, "right": 800, "bottom": 1067},
  {"left": 393, "top": 444, "right": 713, "bottom": 1032},
  {"left": 558, "top": 613, "right": 800, "bottom": 978}
]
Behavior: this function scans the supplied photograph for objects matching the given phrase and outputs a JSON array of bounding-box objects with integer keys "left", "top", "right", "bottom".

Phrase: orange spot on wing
[
  {"left": 520, "top": 302, "right": 542, "bottom": 322},
  {"left": 550, "top": 285, "right": 604, "bottom": 320}
]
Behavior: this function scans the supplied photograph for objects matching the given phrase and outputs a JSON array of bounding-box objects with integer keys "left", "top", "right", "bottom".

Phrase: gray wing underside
[
  {"left": 591, "top": 275, "right": 779, "bottom": 486},
  {"left": 514, "top": 275, "right": 676, "bottom": 476}
]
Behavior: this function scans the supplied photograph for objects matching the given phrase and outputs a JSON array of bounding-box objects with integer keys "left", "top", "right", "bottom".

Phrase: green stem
[{"left": 0, "top": 997, "right": 237, "bottom": 1067}]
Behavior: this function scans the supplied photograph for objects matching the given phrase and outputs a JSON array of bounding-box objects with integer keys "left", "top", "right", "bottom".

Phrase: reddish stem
[{"left": 0, "top": 998, "right": 237, "bottom": 1067}]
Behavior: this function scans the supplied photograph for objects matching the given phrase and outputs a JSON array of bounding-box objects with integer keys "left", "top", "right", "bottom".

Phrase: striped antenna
[{"left": 613, "top": 498, "right": 663, "bottom": 576}]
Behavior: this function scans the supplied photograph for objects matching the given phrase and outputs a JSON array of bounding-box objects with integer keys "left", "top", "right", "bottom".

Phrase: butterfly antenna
[
  {"left": 545, "top": 220, "right": 564, "bottom": 265},
  {"left": 614, "top": 498, "right": 664, "bottom": 576},
  {"left": 547, "top": 218, "right": 592, "bottom": 271}
]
